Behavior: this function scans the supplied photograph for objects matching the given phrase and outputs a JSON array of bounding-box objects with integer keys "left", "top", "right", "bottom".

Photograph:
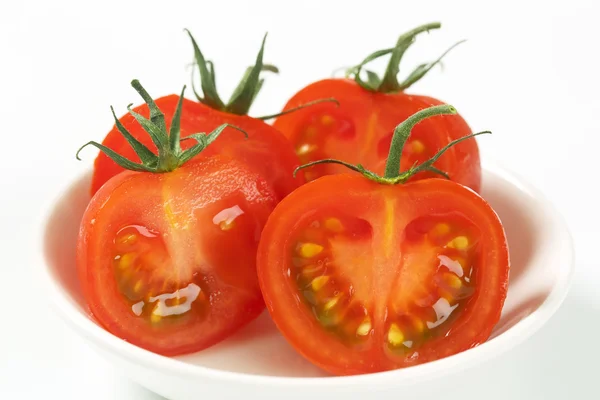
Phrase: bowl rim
[{"left": 39, "top": 159, "right": 575, "bottom": 388}]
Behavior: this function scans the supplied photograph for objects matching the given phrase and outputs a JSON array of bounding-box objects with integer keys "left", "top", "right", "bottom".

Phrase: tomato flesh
[
  {"left": 112, "top": 224, "right": 211, "bottom": 327},
  {"left": 291, "top": 210, "right": 479, "bottom": 353},
  {"left": 257, "top": 175, "right": 508, "bottom": 375},
  {"left": 78, "top": 156, "right": 278, "bottom": 355},
  {"left": 274, "top": 79, "right": 481, "bottom": 191}
]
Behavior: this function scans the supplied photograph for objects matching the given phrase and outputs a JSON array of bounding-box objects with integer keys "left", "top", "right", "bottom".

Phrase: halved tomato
[
  {"left": 77, "top": 80, "right": 278, "bottom": 356},
  {"left": 80, "top": 156, "right": 277, "bottom": 355},
  {"left": 257, "top": 104, "right": 508, "bottom": 375},
  {"left": 257, "top": 175, "right": 508, "bottom": 375},
  {"left": 273, "top": 22, "right": 481, "bottom": 192}
]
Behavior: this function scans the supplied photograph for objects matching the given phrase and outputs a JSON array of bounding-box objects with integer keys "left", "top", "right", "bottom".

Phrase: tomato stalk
[
  {"left": 384, "top": 105, "right": 454, "bottom": 178},
  {"left": 186, "top": 30, "right": 277, "bottom": 115},
  {"left": 294, "top": 104, "right": 490, "bottom": 185},
  {"left": 76, "top": 80, "right": 247, "bottom": 173},
  {"left": 256, "top": 98, "right": 340, "bottom": 120},
  {"left": 186, "top": 30, "right": 338, "bottom": 117},
  {"left": 345, "top": 22, "right": 465, "bottom": 93}
]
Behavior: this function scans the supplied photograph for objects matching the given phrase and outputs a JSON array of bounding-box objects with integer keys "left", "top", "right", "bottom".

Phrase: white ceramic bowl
[{"left": 40, "top": 161, "right": 574, "bottom": 400}]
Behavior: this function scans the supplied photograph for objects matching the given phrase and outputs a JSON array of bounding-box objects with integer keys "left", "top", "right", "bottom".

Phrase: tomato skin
[
  {"left": 79, "top": 155, "right": 277, "bottom": 356},
  {"left": 257, "top": 174, "right": 508, "bottom": 375},
  {"left": 91, "top": 95, "right": 303, "bottom": 200},
  {"left": 273, "top": 79, "right": 481, "bottom": 192}
]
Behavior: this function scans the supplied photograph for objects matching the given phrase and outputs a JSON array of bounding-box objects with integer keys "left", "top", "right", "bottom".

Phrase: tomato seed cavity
[
  {"left": 112, "top": 225, "right": 209, "bottom": 325},
  {"left": 290, "top": 212, "right": 480, "bottom": 354}
]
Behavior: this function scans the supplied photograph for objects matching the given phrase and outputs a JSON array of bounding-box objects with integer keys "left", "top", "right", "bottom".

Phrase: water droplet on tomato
[
  {"left": 426, "top": 298, "right": 459, "bottom": 329},
  {"left": 212, "top": 205, "right": 244, "bottom": 228}
]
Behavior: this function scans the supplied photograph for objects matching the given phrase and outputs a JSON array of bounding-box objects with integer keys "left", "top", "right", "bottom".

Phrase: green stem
[
  {"left": 410, "top": 130, "right": 490, "bottom": 177},
  {"left": 185, "top": 29, "right": 226, "bottom": 110},
  {"left": 384, "top": 104, "right": 456, "bottom": 178},
  {"left": 185, "top": 29, "right": 278, "bottom": 115},
  {"left": 168, "top": 85, "right": 186, "bottom": 155},
  {"left": 293, "top": 159, "right": 366, "bottom": 178},
  {"left": 398, "top": 39, "right": 466, "bottom": 90},
  {"left": 225, "top": 33, "right": 270, "bottom": 115},
  {"left": 257, "top": 98, "right": 339, "bottom": 120},
  {"left": 378, "top": 22, "right": 441, "bottom": 93},
  {"left": 76, "top": 80, "right": 248, "bottom": 174},
  {"left": 131, "top": 80, "right": 168, "bottom": 133},
  {"left": 344, "top": 22, "right": 465, "bottom": 93},
  {"left": 293, "top": 104, "right": 488, "bottom": 185}
]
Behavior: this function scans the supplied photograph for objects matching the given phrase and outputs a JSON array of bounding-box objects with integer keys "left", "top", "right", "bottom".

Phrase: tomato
[
  {"left": 91, "top": 97, "right": 303, "bottom": 200},
  {"left": 77, "top": 81, "right": 278, "bottom": 356},
  {"left": 80, "top": 156, "right": 276, "bottom": 355},
  {"left": 257, "top": 105, "right": 508, "bottom": 375},
  {"left": 273, "top": 23, "right": 481, "bottom": 192},
  {"left": 257, "top": 176, "right": 508, "bottom": 374},
  {"left": 273, "top": 81, "right": 479, "bottom": 190},
  {"left": 90, "top": 30, "right": 303, "bottom": 199}
]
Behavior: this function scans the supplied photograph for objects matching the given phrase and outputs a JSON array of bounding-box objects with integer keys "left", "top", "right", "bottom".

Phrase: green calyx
[
  {"left": 345, "top": 22, "right": 465, "bottom": 93},
  {"left": 294, "top": 104, "right": 490, "bottom": 185},
  {"left": 76, "top": 79, "right": 247, "bottom": 173},
  {"left": 186, "top": 29, "right": 340, "bottom": 118},
  {"left": 186, "top": 29, "right": 279, "bottom": 115}
]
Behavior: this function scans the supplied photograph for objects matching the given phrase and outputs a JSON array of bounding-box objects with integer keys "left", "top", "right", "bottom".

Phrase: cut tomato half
[
  {"left": 79, "top": 156, "right": 277, "bottom": 355},
  {"left": 257, "top": 174, "right": 509, "bottom": 375}
]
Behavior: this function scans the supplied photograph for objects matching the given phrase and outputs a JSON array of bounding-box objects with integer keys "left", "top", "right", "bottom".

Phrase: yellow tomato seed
[
  {"left": 444, "top": 272, "right": 463, "bottom": 289},
  {"left": 388, "top": 323, "right": 405, "bottom": 346},
  {"left": 432, "top": 223, "right": 450, "bottom": 236},
  {"left": 356, "top": 317, "right": 372, "bottom": 336},
  {"left": 411, "top": 140, "right": 425, "bottom": 154},
  {"left": 323, "top": 296, "right": 340, "bottom": 311},
  {"left": 299, "top": 243, "right": 324, "bottom": 258},
  {"left": 448, "top": 236, "right": 469, "bottom": 250},
  {"left": 119, "top": 253, "right": 135, "bottom": 269},
  {"left": 119, "top": 233, "right": 137, "bottom": 245},
  {"left": 311, "top": 275, "right": 330, "bottom": 291},
  {"left": 324, "top": 217, "right": 343, "bottom": 232},
  {"left": 219, "top": 220, "right": 235, "bottom": 231}
]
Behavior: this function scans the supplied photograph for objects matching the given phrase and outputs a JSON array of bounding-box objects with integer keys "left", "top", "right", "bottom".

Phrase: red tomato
[
  {"left": 91, "top": 96, "right": 303, "bottom": 200},
  {"left": 79, "top": 155, "right": 277, "bottom": 355},
  {"left": 274, "top": 81, "right": 479, "bottom": 190},
  {"left": 259, "top": 103, "right": 507, "bottom": 375},
  {"left": 273, "top": 23, "right": 481, "bottom": 191},
  {"left": 91, "top": 30, "right": 304, "bottom": 199},
  {"left": 77, "top": 79, "right": 282, "bottom": 356},
  {"left": 257, "top": 175, "right": 508, "bottom": 375}
]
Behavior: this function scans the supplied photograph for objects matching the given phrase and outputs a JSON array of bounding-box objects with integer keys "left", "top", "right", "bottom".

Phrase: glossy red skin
[
  {"left": 257, "top": 175, "right": 509, "bottom": 375},
  {"left": 79, "top": 156, "right": 278, "bottom": 356},
  {"left": 273, "top": 79, "right": 481, "bottom": 192},
  {"left": 91, "top": 95, "right": 303, "bottom": 200}
]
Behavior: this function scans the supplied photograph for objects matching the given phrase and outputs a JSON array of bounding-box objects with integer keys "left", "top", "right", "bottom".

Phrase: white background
[{"left": 1, "top": 0, "right": 599, "bottom": 398}]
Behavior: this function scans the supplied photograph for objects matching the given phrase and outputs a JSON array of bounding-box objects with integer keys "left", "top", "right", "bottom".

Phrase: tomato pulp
[
  {"left": 257, "top": 175, "right": 509, "bottom": 375},
  {"left": 91, "top": 96, "right": 303, "bottom": 200},
  {"left": 79, "top": 156, "right": 277, "bottom": 356},
  {"left": 273, "top": 79, "right": 481, "bottom": 191}
]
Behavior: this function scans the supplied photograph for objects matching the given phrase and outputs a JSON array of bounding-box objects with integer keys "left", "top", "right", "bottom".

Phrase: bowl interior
[{"left": 43, "top": 166, "right": 571, "bottom": 378}]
